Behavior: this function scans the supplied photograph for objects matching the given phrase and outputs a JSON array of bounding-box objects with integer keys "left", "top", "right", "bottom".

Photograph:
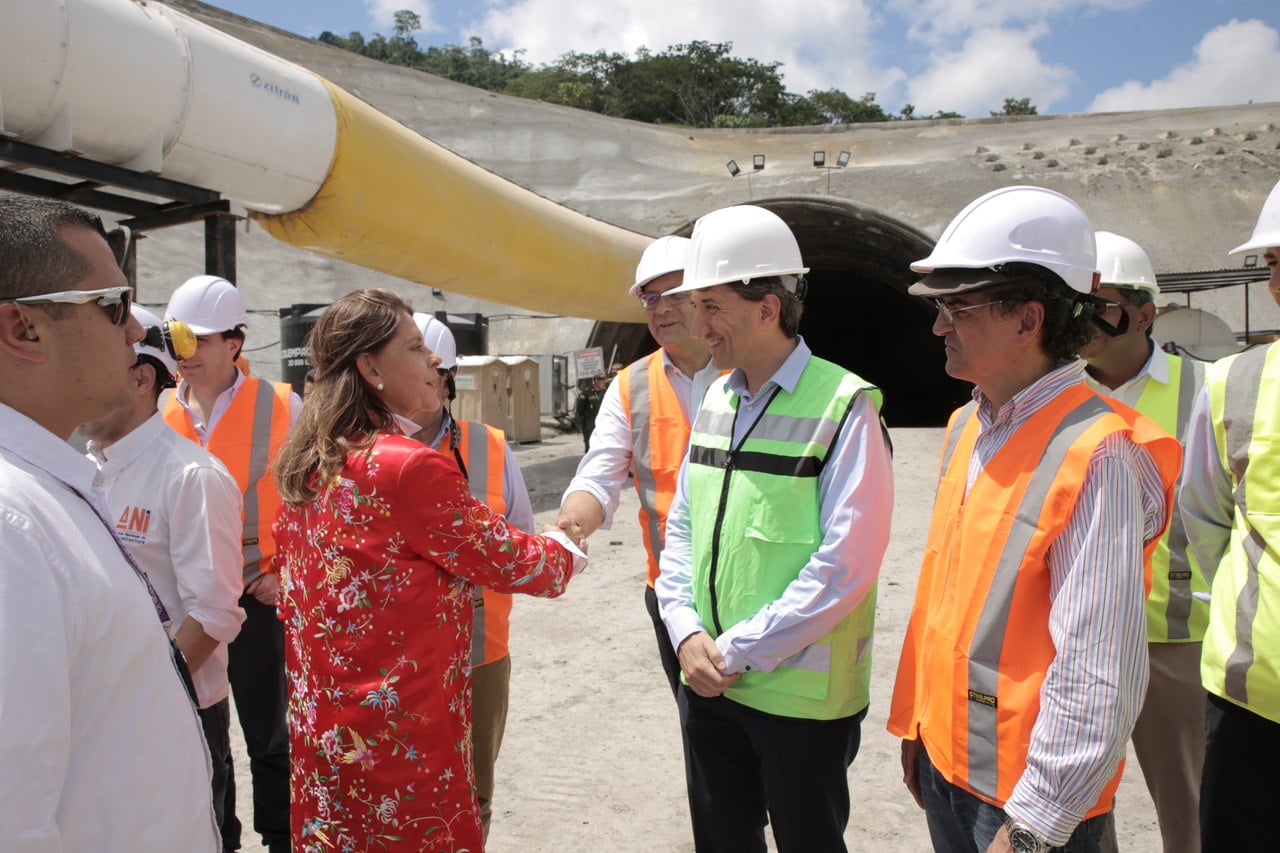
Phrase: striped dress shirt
[{"left": 967, "top": 360, "right": 1170, "bottom": 845}]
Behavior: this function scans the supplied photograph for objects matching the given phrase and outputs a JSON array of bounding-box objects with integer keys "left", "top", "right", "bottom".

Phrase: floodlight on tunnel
[
  {"left": 813, "top": 151, "right": 826, "bottom": 167},
  {"left": 753, "top": 154, "right": 766, "bottom": 170},
  {"left": 1244, "top": 254, "right": 1258, "bottom": 268},
  {"left": 836, "top": 151, "right": 851, "bottom": 168},
  {"left": 727, "top": 160, "right": 741, "bottom": 177}
]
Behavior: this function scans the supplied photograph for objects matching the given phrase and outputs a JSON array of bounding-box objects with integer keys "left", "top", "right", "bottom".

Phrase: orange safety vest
[
  {"left": 453, "top": 420, "right": 512, "bottom": 666},
  {"left": 888, "top": 384, "right": 1180, "bottom": 816},
  {"left": 163, "top": 377, "right": 292, "bottom": 584},
  {"left": 617, "top": 351, "right": 690, "bottom": 587}
]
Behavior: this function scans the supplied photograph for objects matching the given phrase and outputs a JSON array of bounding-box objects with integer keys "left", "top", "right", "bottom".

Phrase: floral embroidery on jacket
[{"left": 276, "top": 434, "right": 573, "bottom": 852}]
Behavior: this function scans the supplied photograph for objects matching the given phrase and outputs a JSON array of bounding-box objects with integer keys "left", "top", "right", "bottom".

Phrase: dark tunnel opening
[{"left": 588, "top": 197, "right": 972, "bottom": 427}]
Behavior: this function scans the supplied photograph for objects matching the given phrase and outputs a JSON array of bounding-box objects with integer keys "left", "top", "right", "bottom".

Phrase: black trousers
[
  {"left": 1201, "top": 692, "right": 1280, "bottom": 851},
  {"left": 678, "top": 686, "right": 866, "bottom": 853},
  {"left": 224, "top": 593, "right": 291, "bottom": 852},
  {"left": 199, "top": 698, "right": 235, "bottom": 850},
  {"left": 644, "top": 584, "right": 683, "bottom": 700}
]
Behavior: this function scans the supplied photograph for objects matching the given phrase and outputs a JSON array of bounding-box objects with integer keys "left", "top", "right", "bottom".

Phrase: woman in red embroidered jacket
[{"left": 273, "top": 289, "right": 585, "bottom": 852}]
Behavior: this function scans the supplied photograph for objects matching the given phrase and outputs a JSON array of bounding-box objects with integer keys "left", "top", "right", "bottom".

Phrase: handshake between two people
[{"left": 544, "top": 514, "right": 589, "bottom": 554}]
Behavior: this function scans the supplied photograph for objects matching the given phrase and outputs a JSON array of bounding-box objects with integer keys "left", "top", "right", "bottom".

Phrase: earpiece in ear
[{"left": 24, "top": 325, "right": 37, "bottom": 341}]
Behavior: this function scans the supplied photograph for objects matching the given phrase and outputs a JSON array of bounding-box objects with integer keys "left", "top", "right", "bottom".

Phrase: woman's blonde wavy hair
[{"left": 275, "top": 288, "right": 410, "bottom": 505}]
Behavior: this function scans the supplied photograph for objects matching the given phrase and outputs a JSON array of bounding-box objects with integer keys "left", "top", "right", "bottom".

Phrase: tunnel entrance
[{"left": 588, "top": 196, "right": 971, "bottom": 427}]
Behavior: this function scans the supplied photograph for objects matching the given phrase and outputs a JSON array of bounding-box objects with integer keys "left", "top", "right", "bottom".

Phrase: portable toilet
[
  {"left": 453, "top": 356, "right": 508, "bottom": 430},
  {"left": 501, "top": 356, "right": 542, "bottom": 442}
]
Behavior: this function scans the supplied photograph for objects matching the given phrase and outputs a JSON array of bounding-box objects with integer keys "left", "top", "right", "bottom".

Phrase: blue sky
[{"left": 209, "top": 0, "right": 1280, "bottom": 116}]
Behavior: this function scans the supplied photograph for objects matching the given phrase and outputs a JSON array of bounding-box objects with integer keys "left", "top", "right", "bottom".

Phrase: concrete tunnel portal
[{"left": 589, "top": 197, "right": 972, "bottom": 427}]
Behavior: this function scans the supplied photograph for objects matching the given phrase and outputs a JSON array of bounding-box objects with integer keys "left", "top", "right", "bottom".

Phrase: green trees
[
  {"left": 992, "top": 97, "right": 1038, "bottom": 116},
  {"left": 318, "top": 18, "right": 527, "bottom": 92},
  {"left": 317, "top": 11, "right": 1034, "bottom": 127}
]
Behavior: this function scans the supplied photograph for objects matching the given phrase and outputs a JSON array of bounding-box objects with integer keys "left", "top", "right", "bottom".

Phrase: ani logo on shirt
[{"left": 115, "top": 505, "right": 152, "bottom": 546}]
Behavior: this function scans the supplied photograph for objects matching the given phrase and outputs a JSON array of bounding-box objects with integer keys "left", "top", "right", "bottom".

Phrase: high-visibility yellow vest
[
  {"left": 1126, "top": 353, "right": 1209, "bottom": 641},
  {"left": 1200, "top": 341, "right": 1280, "bottom": 723},
  {"left": 163, "top": 377, "right": 292, "bottom": 584},
  {"left": 686, "top": 357, "right": 881, "bottom": 720}
]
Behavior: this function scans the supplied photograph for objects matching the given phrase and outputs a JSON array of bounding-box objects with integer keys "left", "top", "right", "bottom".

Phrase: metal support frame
[
  {"left": 0, "top": 137, "right": 240, "bottom": 284},
  {"left": 205, "top": 213, "right": 237, "bottom": 282}
]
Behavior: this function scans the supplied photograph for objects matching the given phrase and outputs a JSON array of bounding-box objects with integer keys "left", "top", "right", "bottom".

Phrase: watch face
[{"left": 1007, "top": 826, "right": 1047, "bottom": 853}]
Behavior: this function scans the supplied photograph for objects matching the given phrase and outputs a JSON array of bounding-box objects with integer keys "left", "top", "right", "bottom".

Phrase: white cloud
[
  {"left": 1088, "top": 19, "right": 1280, "bottom": 112},
  {"left": 905, "top": 25, "right": 1073, "bottom": 115},
  {"left": 890, "top": 0, "right": 1143, "bottom": 47},
  {"left": 364, "top": 0, "right": 439, "bottom": 35},
  {"left": 466, "top": 0, "right": 905, "bottom": 111}
]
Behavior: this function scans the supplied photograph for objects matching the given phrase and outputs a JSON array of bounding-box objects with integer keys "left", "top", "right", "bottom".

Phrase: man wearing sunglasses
[
  {"left": 163, "top": 275, "right": 299, "bottom": 853},
  {"left": 81, "top": 304, "right": 247, "bottom": 849},
  {"left": 557, "top": 235, "right": 718, "bottom": 698},
  {"left": 0, "top": 196, "right": 219, "bottom": 850},
  {"left": 1076, "top": 233, "right": 1207, "bottom": 853},
  {"left": 889, "top": 187, "right": 1181, "bottom": 853}
]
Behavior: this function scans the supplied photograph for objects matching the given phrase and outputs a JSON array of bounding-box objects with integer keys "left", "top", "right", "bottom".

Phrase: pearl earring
[{"left": 376, "top": 382, "right": 384, "bottom": 391}]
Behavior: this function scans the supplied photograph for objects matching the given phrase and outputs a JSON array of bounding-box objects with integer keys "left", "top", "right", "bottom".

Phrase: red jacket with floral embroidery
[{"left": 274, "top": 432, "right": 574, "bottom": 852}]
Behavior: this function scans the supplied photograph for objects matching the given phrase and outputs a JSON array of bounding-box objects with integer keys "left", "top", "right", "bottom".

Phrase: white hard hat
[
  {"left": 1231, "top": 178, "right": 1280, "bottom": 255},
  {"left": 132, "top": 304, "right": 178, "bottom": 380},
  {"left": 629, "top": 236, "right": 690, "bottom": 298},
  {"left": 667, "top": 205, "right": 808, "bottom": 296},
  {"left": 1095, "top": 231, "right": 1159, "bottom": 295},
  {"left": 910, "top": 186, "right": 1099, "bottom": 295},
  {"left": 413, "top": 312, "right": 457, "bottom": 369},
  {"left": 164, "top": 275, "right": 247, "bottom": 335}
]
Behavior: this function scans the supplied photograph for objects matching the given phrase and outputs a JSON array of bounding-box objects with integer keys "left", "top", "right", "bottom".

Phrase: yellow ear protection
[{"left": 141, "top": 319, "right": 197, "bottom": 361}]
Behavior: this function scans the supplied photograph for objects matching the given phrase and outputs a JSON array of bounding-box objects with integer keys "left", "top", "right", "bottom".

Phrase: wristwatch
[{"left": 1004, "top": 819, "right": 1050, "bottom": 853}]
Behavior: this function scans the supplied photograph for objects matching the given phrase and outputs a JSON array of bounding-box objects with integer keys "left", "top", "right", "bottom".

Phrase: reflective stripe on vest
[
  {"left": 455, "top": 421, "right": 512, "bottom": 666},
  {"left": 686, "top": 357, "right": 882, "bottom": 720},
  {"left": 1131, "top": 354, "right": 1208, "bottom": 641},
  {"left": 888, "top": 383, "right": 1180, "bottom": 812},
  {"left": 163, "top": 378, "right": 291, "bottom": 584},
  {"left": 965, "top": 394, "right": 1117, "bottom": 798},
  {"left": 241, "top": 380, "right": 277, "bottom": 574},
  {"left": 1202, "top": 342, "right": 1280, "bottom": 719},
  {"left": 617, "top": 351, "right": 690, "bottom": 587}
]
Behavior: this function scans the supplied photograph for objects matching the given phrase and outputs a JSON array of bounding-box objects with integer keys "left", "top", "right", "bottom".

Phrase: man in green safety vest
[
  {"left": 1180, "top": 177, "right": 1280, "bottom": 852},
  {"left": 655, "top": 204, "right": 893, "bottom": 853},
  {"left": 1079, "top": 231, "right": 1207, "bottom": 853}
]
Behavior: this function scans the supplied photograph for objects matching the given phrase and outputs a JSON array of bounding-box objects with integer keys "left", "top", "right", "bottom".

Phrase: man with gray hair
[{"left": 558, "top": 234, "right": 718, "bottom": 698}]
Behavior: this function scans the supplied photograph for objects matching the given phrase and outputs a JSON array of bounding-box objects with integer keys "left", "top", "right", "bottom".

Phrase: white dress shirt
[
  {"left": 563, "top": 350, "right": 719, "bottom": 528},
  {"left": 87, "top": 413, "right": 246, "bottom": 709},
  {"left": 1081, "top": 338, "right": 1170, "bottom": 406},
  {"left": 656, "top": 338, "right": 894, "bottom": 675},
  {"left": 0, "top": 403, "right": 218, "bottom": 852},
  {"left": 173, "top": 367, "right": 302, "bottom": 443}
]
